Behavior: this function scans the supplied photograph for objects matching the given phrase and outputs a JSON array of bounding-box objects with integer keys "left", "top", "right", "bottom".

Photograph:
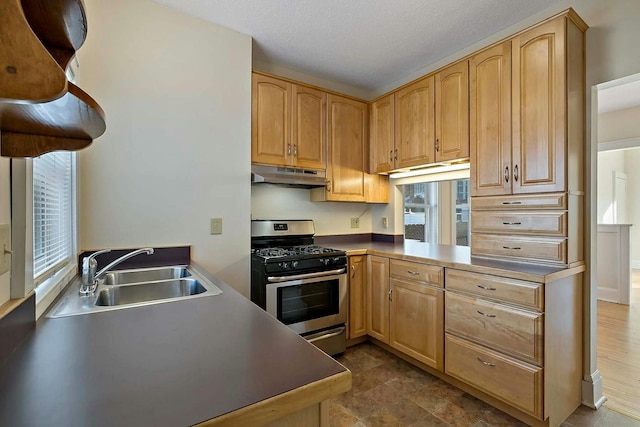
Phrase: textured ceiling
[{"left": 150, "top": 0, "right": 561, "bottom": 93}]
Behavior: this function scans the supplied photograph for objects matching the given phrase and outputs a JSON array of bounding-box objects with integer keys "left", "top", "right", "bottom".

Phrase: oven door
[{"left": 265, "top": 269, "right": 347, "bottom": 335}]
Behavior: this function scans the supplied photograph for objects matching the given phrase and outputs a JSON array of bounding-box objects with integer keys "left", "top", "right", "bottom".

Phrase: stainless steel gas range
[{"left": 250, "top": 220, "right": 347, "bottom": 356}]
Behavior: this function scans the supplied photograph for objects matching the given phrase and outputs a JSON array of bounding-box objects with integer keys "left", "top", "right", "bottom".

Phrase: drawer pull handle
[
  {"left": 477, "top": 310, "right": 496, "bottom": 318},
  {"left": 477, "top": 284, "right": 497, "bottom": 291},
  {"left": 477, "top": 357, "right": 496, "bottom": 367},
  {"left": 388, "top": 289, "right": 393, "bottom": 302},
  {"left": 502, "top": 246, "right": 521, "bottom": 250},
  {"left": 502, "top": 222, "right": 522, "bottom": 225},
  {"left": 502, "top": 201, "right": 522, "bottom": 205},
  {"left": 407, "top": 270, "right": 421, "bottom": 276}
]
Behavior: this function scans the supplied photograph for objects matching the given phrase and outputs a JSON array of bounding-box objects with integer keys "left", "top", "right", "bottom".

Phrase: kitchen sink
[
  {"left": 103, "top": 266, "right": 191, "bottom": 285},
  {"left": 47, "top": 266, "right": 222, "bottom": 318},
  {"left": 95, "top": 278, "right": 206, "bottom": 306}
]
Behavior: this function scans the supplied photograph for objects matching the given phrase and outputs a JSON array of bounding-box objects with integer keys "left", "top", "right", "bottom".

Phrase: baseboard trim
[{"left": 582, "top": 370, "right": 606, "bottom": 409}]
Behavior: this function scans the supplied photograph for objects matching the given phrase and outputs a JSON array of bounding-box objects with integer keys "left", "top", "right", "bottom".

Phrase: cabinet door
[
  {"left": 435, "top": 60, "right": 469, "bottom": 162},
  {"left": 470, "top": 42, "right": 512, "bottom": 196},
  {"left": 251, "top": 74, "right": 291, "bottom": 166},
  {"left": 512, "top": 19, "right": 566, "bottom": 194},
  {"left": 292, "top": 85, "right": 326, "bottom": 170},
  {"left": 395, "top": 76, "right": 435, "bottom": 168},
  {"left": 325, "top": 95, "right": 367, "bottom": 202},
  {"left": 348, "top": 255, "right": 367, "bottom": 339},
  {"left": 370, "top": 94, "right": 395, "bottom": 173},
  {"left": 390, "top": 278, "right": 444, "bottom": 370},
  {"left": 366, "top": 255, "right": 389, "bottom": 343}
]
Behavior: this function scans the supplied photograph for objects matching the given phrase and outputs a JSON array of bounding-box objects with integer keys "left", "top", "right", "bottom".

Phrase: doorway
[{"left": 594, "top": 74, "right": 640, "bottom": 419}]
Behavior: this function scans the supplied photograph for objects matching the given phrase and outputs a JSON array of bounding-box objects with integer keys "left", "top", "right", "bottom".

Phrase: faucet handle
[
  {"left": 83, "top": 249, "right": 112, "bottom": 265},
  {"left": 81, "top": 249, "right": 111, "bottom": 291}
]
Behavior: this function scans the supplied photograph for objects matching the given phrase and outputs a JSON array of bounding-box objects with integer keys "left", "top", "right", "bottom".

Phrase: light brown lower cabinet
[
  {"left": 365, "top": 257, "right": 444, "bottom": 370},
  {"left": 348, "top": 255, "right": 367, "bottom": 339},
  {"left": 366, "top": 256, "right": 389, "bottom": 343},
  {"left": 445, "top": 334, "right": 543, "bottom": 418},
  {"left": 390, "top": 278, "right": 443, "bottom": 370}
]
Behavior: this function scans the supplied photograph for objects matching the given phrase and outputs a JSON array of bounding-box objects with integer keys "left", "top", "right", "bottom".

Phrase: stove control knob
[
  {"left": 279, "top": 262, "right": 290, "bottom": 270},
  {"left": 291, "top": 261, "right": 299, "bottom": 268},
  {"left": 320, "top": 258, "right": 330, "bottom": 266},
  {"left": 333, "top": 257, "right": 342, "bottom": 264}
]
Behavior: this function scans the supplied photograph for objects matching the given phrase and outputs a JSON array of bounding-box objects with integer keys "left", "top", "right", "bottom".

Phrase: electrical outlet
[
  {"left": 210, "top": 218, "right": 223, "bottom": 235},
  {"left": 350, "top": 218, "right": 360, "bottom": 229},
  {"left": 382, "top": 217, "right": 388, "bottom": 228}
]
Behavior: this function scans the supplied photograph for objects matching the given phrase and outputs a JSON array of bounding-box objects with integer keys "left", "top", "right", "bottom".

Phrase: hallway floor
[
  {"left": 330, "top": 342, "right": 640, "bottom": 426},
  {"left": 597, "top": 269, "right": 640, "bottom": 419}
]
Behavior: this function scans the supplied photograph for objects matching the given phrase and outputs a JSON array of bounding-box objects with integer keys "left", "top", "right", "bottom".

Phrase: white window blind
[{"left": 33, "top": 152, "right": 74, "bottom": 282}]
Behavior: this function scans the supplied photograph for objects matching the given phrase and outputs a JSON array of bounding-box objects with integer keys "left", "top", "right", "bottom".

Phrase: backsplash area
[{"left": 251, "top": 184, "right": 373, "bottom": 235}]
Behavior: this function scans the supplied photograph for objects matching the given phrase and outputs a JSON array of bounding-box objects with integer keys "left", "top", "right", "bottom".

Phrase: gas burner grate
[
  {"left": 254, "top": 247, "right": 297, "bottom": 258},
  {"left": 291, "top": 245, "right": 336, "bottom": 255}
]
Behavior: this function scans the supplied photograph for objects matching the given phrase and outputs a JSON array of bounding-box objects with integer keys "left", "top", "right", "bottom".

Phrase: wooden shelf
[
  {"left": 21, "top": 0, "right": 88, "bottom": 70},
  {"left": 0, "top": 0, "right": 105, "bottom": 157},
  {"left": 0, "top": 83, "right": 106, "bottom": 157}
]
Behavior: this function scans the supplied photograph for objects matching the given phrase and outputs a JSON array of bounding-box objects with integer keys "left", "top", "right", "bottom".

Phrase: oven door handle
[
  {"left": 267, "top": 268, "right": 346, "bottom": 282},
  {"left": 306, "top": 326, "right": 346, "bottom": 344}
]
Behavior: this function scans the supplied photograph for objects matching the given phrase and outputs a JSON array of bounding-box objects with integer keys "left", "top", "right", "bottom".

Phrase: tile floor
[{"left": 329, "top": 342, "right": 640, "bottom": 427}]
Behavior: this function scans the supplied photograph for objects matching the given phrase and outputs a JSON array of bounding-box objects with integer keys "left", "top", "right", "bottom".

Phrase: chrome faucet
[{"left": 80, "top": 248, "right": 154, "bottom": 295}]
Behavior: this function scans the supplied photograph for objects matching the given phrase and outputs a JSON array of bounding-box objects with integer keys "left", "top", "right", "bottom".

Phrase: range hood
[{"left": 251, "top": 165, "right": 328, "bottom": 188}]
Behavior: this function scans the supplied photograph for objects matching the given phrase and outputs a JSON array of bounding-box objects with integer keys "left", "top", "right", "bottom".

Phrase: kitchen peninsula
[{"left": 0, "top": 264, "right": 350, "bottom": 427}]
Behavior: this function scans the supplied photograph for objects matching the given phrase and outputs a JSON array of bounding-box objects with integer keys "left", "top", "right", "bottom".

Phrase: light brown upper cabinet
[
  {"left": 252, "top": 73, "right": 326, "bottom": 170},
  {"left": 370, "top": 94, "right": 395, "bottom": 173},
  {"left": 470, "top": 42, "right": 512, "bottom": 196},
  {"left": 472, "top": 14, "right": 583, "bottom": 196},
  {"left": 395, "top": 76, "right": 436, "bottom": 169},
  {"left": 316, "top": 94, "right": 368, "bottom": 202},
  {"left": 435, "top": 61, "right": 469, "bottom": 162},
  {"left": 511, "top": 18, "right": 568, "bottom": 194},
  {"left": 292, "top": 85, "right": 326, "bottom": 169}
]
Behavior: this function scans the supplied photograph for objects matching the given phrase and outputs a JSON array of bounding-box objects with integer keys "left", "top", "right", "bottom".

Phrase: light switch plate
[
  {"left": 382, "top": 217, "right": 388, "bottom": 228},
  {"left": 0, "top": 224, "right": 10, "bottom": 275},
  {"left": 210, "top": 218, "right": 223, "bottom": 235}
]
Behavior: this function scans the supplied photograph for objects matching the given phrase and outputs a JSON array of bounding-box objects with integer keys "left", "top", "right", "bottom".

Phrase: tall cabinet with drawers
[
  {"left": 444, "top": 267, "right": 583, "bottom": 427},
  {"left": 469, "top": 11, "right": 586, "bottom": 266}
]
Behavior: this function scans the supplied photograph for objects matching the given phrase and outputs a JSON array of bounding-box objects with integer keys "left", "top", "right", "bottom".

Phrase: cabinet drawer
[
  {"left": 390, "top": 259, "right": 443, "bottom": 287},
  {"left": 471, "top": 211, "right": 566, "bottom": 236},
  {"left": 472, "top": 193, "right": 566, "bottom": 210},
  {"left": 445, "top": 292, "right": 543, "bottom": 365},
  {"left": 445, "top": 269, "right": 543, "bottom": 310},
  {"left": 471, "top": 234, "right": 567, "bottom": 264},
  {"left": 445, "top": 334, "right": 543, "bottom": 419}
]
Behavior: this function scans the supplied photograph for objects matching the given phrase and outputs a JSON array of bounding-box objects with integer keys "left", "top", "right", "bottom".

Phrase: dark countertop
[
  {"left": 325, "top": 240, "right": 584, "bottom": 283},
  {"left": 0, "top": 266, "right": 348, "bottom": 427}
]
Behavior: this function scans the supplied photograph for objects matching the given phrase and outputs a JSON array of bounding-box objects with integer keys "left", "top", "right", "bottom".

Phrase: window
[
  {"left": 402, "top": 178, "right": 469, "bottom": 246},
  {"left": 33, "top": 152, "right": 75, "bottom": 283},
  {"left": 403, "top": 182, "right": 439, "bottom": 243}
]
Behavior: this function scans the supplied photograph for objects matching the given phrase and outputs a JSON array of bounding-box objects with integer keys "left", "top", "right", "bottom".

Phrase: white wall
[
  {"left": 76, "top": 0, "right": 252, "bottom": 296},
  {"left": 0, "top": 158, "right": 10, "bottom": 305},
  {"left": 597, "top": 150, "right": 626, "bottom": 223},
  {"left": 624, "top": 149, "right": 640, "bottom": 265},
  {"left": 251, "top": 185, "right": 374, "bottom": 236}
]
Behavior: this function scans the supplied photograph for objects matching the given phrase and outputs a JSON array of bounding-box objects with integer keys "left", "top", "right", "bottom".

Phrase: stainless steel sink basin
[
  {"left": 103, "top": 266, "right": 191, "bottom": 285},
  {"left": 95, "top": 278, "right": 205, "bottom": 306},
  {"left": 47, "top": 266, "right": 222, "bottom": 318}
]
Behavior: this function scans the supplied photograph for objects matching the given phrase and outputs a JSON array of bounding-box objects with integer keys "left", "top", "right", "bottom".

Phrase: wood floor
[{"left": 597, "top": 269, "right": 640, "bottom": 419}]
